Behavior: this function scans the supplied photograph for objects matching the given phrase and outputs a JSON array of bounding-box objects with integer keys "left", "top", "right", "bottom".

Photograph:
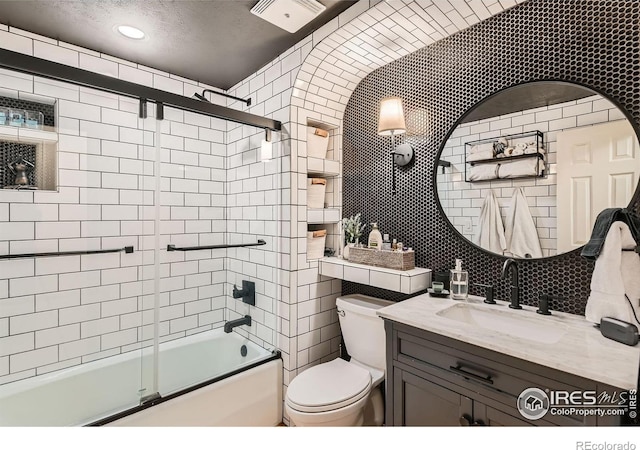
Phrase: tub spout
[{"left": 224, "top": 315, "right": 252, "bottom": 333}]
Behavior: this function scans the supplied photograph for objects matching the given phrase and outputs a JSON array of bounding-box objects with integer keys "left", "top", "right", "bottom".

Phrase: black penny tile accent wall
[{"left": 341, "top": 0, "right": 640, "bottom": 315}]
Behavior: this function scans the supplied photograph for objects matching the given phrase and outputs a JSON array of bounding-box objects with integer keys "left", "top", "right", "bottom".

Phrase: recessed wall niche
[
  {"left": 0, "top": 95, "right": 57, "bottom": 191},
  {"left": 341, "top": 0, "right": 640, "bottom": 315}
]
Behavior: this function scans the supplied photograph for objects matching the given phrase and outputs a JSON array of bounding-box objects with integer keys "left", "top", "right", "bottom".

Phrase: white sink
[{"left": 436, "top": 303, "right": 567, "bottom": 344}]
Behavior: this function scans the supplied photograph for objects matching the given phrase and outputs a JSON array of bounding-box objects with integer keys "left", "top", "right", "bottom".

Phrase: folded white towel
[
  {"left": 468, "top": 164, "right": 499, "bottom": 181},
  {"left": 524, "top": 146, "right": 545, "bottom": 155},
  {"left": 585, "top": 222, "right": 640, "bottom": 325},
  {"left": 467, "top": 150, "right": 494, "bottom": 162},
  {"left": 474, "top": 190, "right": 506, "bottom": 254},
  {"left": 504, "top": 187, "right": 542, "bottom": 258},
  {"left": 506, "top": 147, "right": 525, "bottom": 157},
  {"left": 514, "top": 142, "right": 528, "bottom": 152},
  {"left": 498, "top": 158, "right": 542, "bottom": 178},
  {"left": 469, "top": 143, "right": 494, "bottom": 154}
]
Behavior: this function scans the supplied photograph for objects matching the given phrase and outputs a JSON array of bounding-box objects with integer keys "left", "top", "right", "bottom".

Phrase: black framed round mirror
[{"left": 435, "top": 81, "right": 640, "bottom": 259}]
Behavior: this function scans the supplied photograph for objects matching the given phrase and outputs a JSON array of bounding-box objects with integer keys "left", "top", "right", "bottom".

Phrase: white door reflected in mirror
[{"left": 556, "top": 120, "right": 640, "bottom": 253}]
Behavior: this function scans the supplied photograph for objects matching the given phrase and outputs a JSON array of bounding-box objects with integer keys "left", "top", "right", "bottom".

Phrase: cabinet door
[
  {"left": 474, "top": 404, "right": 533, "bottom": 426},
  {"left": 393, "top": 367, "right": 473, "bottom": 426}
]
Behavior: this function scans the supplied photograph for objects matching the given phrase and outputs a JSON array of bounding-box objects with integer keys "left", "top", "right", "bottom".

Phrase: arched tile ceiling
[{"left": 292, "top": 0, "right": 526, "bottom": 120}]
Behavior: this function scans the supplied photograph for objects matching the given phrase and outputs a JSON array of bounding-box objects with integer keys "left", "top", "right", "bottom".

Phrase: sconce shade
[{"left": 378, "top": 97, "right": 407, "bottom": 136}]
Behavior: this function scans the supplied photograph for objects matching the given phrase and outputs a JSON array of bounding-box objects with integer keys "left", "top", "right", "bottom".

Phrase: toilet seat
[{"left": 286, "top": 358, "right": 372, "bottom": 413}]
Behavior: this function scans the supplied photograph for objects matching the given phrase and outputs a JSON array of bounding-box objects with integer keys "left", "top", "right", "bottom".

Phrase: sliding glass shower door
[
  {"left": 0, "top": 67, "right": 282, "bottom": 426},
  {"left": 0, "top": 73, "right": 157, "bottom": 425}
]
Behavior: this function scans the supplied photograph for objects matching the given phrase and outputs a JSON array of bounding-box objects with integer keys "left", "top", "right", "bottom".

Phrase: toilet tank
[{"left": 336, "top": 294, "right": 394, "bottom": 371}]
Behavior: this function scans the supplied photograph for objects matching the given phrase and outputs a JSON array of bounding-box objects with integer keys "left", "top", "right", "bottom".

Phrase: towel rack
[
  {"left": 167, "top": 240, "right": 266, "bottom": 252},
  {"left": 0, "top": 246, "right": 134, "bottom": 260},
  {"left": 464, "top": 130, "right": 545, "bottom": 182}
]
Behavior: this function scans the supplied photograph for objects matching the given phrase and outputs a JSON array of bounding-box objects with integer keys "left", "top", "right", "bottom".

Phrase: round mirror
[{"left": 436, "top": 81, "right": 640, "bottom": 259}]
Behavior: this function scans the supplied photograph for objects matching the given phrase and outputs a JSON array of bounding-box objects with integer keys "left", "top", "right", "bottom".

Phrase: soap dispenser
[
  {"left": 450, "top": 259, "right": 468, "bottom": 300},
  {"left": 368, "top": 223, "right": 383, "bottom": 249}
]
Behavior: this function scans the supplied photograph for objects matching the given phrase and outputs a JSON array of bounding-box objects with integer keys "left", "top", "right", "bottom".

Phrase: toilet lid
[{"left": 286, "top": 358, "right": 371, "bottom": 413}]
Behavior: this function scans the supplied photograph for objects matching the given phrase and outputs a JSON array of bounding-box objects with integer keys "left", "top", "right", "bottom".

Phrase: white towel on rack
[
  {"left": 468, "top": 164, "right": 499, "bottom": 181},
  {"left": 504, "top": 188, "right": 542, "bottom": 258},
  {"left": 498, "top": 158, "right": 542, "bottom": 179},
  {"left": 469, "top": 143, "right": 494, "bottom": 154},
  {"left": 473, "top": 190, "right": 506, "bottom": 255},
  {"left": 524, "top": 146, "right": 545, "bottom": 155},
  {"left": 467, "top": 150, "right": 495, "bottom": 162},
  {"left": 585, "top": 221, "right": 640, "bottom": 325}
]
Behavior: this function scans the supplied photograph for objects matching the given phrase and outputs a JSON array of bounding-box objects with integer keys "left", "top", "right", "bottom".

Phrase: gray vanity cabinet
[
  {"left": 393, "top": 367, "right": 473, "bottom": 426},
  {"left": 384, "top": 320, "right": 621, "bottom": 427}
]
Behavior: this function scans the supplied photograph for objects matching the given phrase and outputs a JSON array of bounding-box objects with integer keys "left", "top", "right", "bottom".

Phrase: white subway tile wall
[
  {"left": 0, "top": 51, "right": 252, "bottom": 385},
  {"left": 225, "top": 1, "right": 520, "bottom": 419}
]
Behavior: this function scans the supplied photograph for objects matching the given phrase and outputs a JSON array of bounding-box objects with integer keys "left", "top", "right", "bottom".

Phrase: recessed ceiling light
[{"left": 116, "top": 25, "right": 145, "bottom": 40}]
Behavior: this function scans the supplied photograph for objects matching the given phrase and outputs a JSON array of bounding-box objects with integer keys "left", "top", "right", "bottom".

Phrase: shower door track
[
  {"left": 0, "top": 48, "right": 281, "bottom": 131},
  {"left": 86, "top": 350, "right": 281, "bottom": 426}
]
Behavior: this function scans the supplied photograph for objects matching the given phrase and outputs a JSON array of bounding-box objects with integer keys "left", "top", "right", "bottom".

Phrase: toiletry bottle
[
  {"left": 382, "top": 234, "right": 391, "bottom": 251},
  {"left": 392, "top": 239, "right": 397, "bottom": 250},
  {"left": 368, "top": 223, "right": 383, "bottom": 249},
  {"left": 450, "top": 259, "right": 469, "bottom": 300}
]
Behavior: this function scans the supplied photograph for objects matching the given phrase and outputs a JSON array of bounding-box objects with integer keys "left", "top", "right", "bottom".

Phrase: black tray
[{"left": 428, "top": 288, "right": 450, "bottom": 298}]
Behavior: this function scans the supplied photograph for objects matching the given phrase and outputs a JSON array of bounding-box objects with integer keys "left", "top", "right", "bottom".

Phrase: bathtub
[{"left": 0, "top": 329, "right": 282, "bottom": 426}]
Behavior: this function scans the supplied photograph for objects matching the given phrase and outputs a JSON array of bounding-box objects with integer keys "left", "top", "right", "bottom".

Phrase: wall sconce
[
  {"left": 378, "top": 97, "right": 414, "bottom": 195},
  {"left": 261, "top": 128, "right": 273, "bottom": 162}
]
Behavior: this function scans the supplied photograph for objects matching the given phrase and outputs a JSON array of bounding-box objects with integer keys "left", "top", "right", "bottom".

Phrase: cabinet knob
[
  {"left": 473, "top": 419, "right": 485, "bottom": 426},
  {"left": 459, "top": 414, "right": 472, "bottom": 426}
]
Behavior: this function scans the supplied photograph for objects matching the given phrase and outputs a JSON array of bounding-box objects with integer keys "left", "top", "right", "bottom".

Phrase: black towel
[{"left": 581, "top": 208, "right": 640, "bottom": 260}]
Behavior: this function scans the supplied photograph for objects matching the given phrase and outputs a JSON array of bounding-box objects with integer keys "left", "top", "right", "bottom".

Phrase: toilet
[{"left": 285, "top": 294, "right": 393, "bottom": 426}]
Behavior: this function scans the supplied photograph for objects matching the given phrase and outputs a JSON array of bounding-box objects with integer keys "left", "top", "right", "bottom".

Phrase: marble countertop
[{"left": 377, "top": 294, "right": 640, "bottom": 390}]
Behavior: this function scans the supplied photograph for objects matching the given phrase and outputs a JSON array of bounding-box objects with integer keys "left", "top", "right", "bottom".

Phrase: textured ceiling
[{"left": 0, "top": 0, "right": 355, "bottom": 90}]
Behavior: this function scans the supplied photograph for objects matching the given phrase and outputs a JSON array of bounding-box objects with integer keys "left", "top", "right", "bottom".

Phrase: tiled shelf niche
[
  {"left": 319, "top": 257, "right": 432, "bottom": 294},
  {"left": 305, "top": 118, "right": 341, "bottom": 261},
  {"left": 0, "top": 95, "right": 57, "bottom": 192}
]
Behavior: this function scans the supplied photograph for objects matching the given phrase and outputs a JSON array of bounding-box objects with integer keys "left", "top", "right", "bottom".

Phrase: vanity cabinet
[{"left": 384, "top": 320, "right": 623, "bottom": 427}]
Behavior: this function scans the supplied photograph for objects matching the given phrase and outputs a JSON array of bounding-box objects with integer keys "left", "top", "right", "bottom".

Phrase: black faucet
[
  {"left": 501, "top": 258, "right": 521, "bottom": 309},
  {"left": 224, "top": 315, "right": 252, "bottom": 333},
  {"left": 537, "top": 294, "right": 564, "bottom": 316}
]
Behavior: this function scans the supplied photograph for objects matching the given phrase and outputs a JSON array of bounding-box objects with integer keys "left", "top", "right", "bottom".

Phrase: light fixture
[
  {"left": 116, "top": 25, "right": 146, "bottom": 40},
  {"left": 261, "top": 129, "right": 273, "bottom": 162},
  {"left": 377, "top": 97, "right": 413, "bottom": 195}
]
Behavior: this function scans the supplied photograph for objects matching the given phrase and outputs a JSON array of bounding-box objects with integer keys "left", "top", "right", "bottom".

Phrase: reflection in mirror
[{"left": 436, "top": 82, "right": 640, "bottom": 259}]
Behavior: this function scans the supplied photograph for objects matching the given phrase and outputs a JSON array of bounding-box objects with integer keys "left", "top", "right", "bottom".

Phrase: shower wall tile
[
  {"left": 36, "top": 290, "right": 80, "bottom": 312},
  {"left": 0, "top": 319, "right": 8, "bottom": 338},
  {"left": 35, "top": 324, "right": 79, "bottom": 348},
  {"left": 0, "top": 334, "right": 34, "bottom": 357},
  {"left": 10, "top": 346, "right": 58, "bottom": 373},
  {"left": 0, "top": 30, "right": 234, "bottom": 383}
]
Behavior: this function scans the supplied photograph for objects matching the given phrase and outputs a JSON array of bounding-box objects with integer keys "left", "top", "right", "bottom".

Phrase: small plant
[{"left": 342, "top": 213, "right": 366, "bottom": 244}]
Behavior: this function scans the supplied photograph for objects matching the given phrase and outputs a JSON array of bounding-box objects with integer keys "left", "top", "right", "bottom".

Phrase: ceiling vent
[{"left": 251, "top": 0, "right": 326, "bottom": 33}]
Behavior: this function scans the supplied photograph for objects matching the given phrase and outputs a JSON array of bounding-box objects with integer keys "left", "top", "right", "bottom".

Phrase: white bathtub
[{"left": 0, "top": 329, "right": 282, "bottom": 426}]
